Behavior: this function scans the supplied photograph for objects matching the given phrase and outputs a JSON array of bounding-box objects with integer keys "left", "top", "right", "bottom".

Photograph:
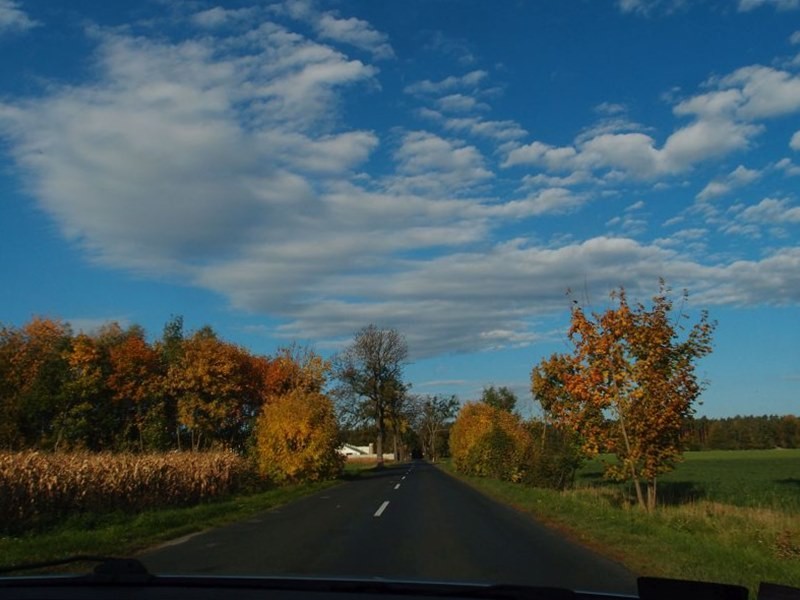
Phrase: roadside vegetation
[
  {"left": 440, "top": 451, "right": 800, "bottom": 593},
  {"left": 0, "top": 318, "right": 412, "bottom": 571},
  {"left": 444, "top": 282, "right": 799, "bottom": 593}
]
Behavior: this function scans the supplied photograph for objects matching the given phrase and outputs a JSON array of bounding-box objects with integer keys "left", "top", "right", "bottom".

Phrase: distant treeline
[{"left": 683, "top": 415, "right": 800, "bottom": 450}]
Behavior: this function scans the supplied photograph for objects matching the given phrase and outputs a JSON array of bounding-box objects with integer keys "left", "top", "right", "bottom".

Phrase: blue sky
[{"left": 1, "top": 0, "right": 799, "bottom": 418}]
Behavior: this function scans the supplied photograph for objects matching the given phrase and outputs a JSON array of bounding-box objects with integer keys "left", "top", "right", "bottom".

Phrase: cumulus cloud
[
  {"left": 274, "top": 236, "right": 800, "bottom": 356},
  {"left": 0, "top": 0, "right": 37, "bottom": 33},
  {"left": 2, "top": 5, "right": 800, "bottom": 359},
  {"left": 696, "top": 165, "right": 762, "bottom": 200},
  {"left": 404, "top": 70, "right": 488, "bottom": 96},
  {"left": 503, "top": 120, "right": 759, "bottom": 179},
  {"left": 791, "top": 130, "right": 800, "bottom": 150},
  {"left": 436, "top": 94, "right": 489, "bottom": 113},
  {"left": 0, "top": 25, "right": 379, "bottom": 272},
  {"left": 281, "top": 0, "right": 395, "bottom": 59},
  {"left": 315, "top": 13, "right": 395, "bottom": 60},
  {"left": 504, "top": 62, "right": 800, "bottom": 181},
  {"left": 191, "top": 7, "right": 256, "bottom": 28},
  {"left": 740, "top": 197, "right": 800, "bottom": 223},
  {"left": 386, "top": 131, "right": 493, "bottom": 195}
]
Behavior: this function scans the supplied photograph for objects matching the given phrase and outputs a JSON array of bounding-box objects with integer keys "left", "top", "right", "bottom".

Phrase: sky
[{"left": 0, "top": 0, "right": 798, "bottom": 418}]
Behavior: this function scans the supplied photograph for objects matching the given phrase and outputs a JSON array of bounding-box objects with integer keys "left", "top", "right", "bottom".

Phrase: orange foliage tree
[
  {"left": 532, "top": 282, "right": 715, "bottom": 511},
  {"left": 107, "top": 328, "right": 163, "bottom": 450},
  {"left": 166, "top": 328, "right": 262, "bottom": 451}
]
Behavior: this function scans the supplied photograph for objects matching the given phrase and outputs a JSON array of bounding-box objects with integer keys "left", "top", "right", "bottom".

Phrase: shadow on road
[{"left": 341, "top": 462, "right": 413, "bottom": 482}]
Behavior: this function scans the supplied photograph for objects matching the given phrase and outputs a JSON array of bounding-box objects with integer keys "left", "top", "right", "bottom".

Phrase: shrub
[
  {"left": 449, "top": 402, "right": 534, "bottom": 482},
  {"left": 524, "top": 421, "right": 584, "bottom": 490},
  {"left": 255, "top": 388, "right": 344, "bottom": 484}
]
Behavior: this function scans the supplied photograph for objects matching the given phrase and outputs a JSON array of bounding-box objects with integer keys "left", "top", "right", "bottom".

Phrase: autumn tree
[
  {"left": 107, "top": 327, "right": 163, "bottom": 451},
  {"left": 415, "top": 394, "right": 459, "bottom": 462},
  {"left": 532, "top": 282, "right": 715, "bottom": 511},
  {"left": 56, "top": 333, "right": 108, "bottom": 450},
  {"left": 481, "top": 386, "right": 517, "bottom": 413},
  {"left": 333, "top": 325, "right": 409, "bottom": 466},
  {"left": 254, "top": 348, "right": 342, "bottom": 482},
  {"left": 0, "top": 318, "right": 73, "bottom": 449},
  {"left": 449, "top": 401, "right": 534, "bottom": 482},
  {"left": 166, "top": 328, "right": 262, "bottom": 451}
]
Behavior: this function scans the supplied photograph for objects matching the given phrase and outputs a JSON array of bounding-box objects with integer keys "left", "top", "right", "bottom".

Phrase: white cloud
[
  {"left": 280, "top": 0, "right": 394, "bottom": 60},
  {"left": 696, "top": 164, "right": 762, "bottom": 200},
  {"left": 387, "top": 131, "right": 493, "bottom": 195},
  {"left": 521, "top": 171, "right": 596, "bottom": 188},
  {"left": 791, "top": 31, "right": 800, "bottom": 44},
  {"left": 594, "top": 102, "right": 627, "bottom": 115},
  {"left": 273, "top": 237, "right": 800, "bottom": 356},
  {"left": 0, "top": 0, "right": 37, "bottom": 33},
  {"left": 738, "top": 0, "right": 799, "bottom": 10},
  {"left": 404, "top": 70, "right": 488, "bottom": 96},
  {"left": 791, "top": 130, "right": 800, "bottom": 150},
  {"left": 776, "top": 157, "right": 800, "bottom": 176},
  {"left": 0, "top": 26, "right": 379, "bottom": 273},
  {"left": 2, "top": 8, "right": 800, "bottom": 359},
  {"left": 718, "top": 66, "right": 800, "bottom": 120},
  {"left": 740, "top": 198, "right": 800, "bottom": 223},
  {"left": 503, "top": 120, "right": 759, "bottom": 179},
  {"left": 485, "top": 188, "right": 588, "bottom": 219},
  {"left": 442, "top": 116, "right": 527, "bottom": 142},
  {"left": 191, "top": 7, "right": 256, "bottom": 28},
  {"left": 436, "top": 94, "right": 489, "bottom": 113},
  {"left": 315, "top": 13, "right": 395, "bottom": 60},
  {"left": 616, "top": 0, "right": 683, "bottom": 14}
]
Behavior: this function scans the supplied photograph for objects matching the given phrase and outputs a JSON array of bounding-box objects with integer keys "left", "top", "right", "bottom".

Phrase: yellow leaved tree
[
  {"left": 255, "top": 348, "right": 343, "bottom": 483},
  {"left": 255, "top": 388, "right": 343, "bottom": 483},
  {"left": 449, "top": 401, "right": 534, "bottom": 482}
]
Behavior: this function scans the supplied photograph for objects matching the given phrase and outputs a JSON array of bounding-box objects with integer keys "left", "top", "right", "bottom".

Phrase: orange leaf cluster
[{"left": 531, "top": 281, "right": 715, "bottom": 510}]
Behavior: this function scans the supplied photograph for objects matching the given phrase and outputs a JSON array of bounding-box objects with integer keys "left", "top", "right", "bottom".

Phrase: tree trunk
[
  {"left": 376, "top": 405, "right": 385, "bottom": 467},
  {"left": 617, "top": 408, "right": 646, "bottom": 510},
  {"left": 647, "top": 477, "right": 657, "bottom": 512}
]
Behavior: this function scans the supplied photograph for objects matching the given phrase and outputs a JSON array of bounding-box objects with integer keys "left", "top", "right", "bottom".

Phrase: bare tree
[
  {"left": 417, "top": 394, "right": 459, "bottom": 462},
  {"left": 333, "top": 325, "right": 409, "bottom": 466}
]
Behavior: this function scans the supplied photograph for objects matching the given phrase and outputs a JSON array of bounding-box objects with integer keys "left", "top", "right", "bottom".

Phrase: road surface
[{"left": 140, "top": 461, "right": 636, "bottom": 594}]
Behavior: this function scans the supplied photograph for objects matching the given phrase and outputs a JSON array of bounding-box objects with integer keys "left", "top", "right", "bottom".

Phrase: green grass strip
[
  {"left": 437, "top": 461, "right": 800, "bottom": 596},
  {"left": 0, "top": 478, "right": 342, "bottom": 573}
]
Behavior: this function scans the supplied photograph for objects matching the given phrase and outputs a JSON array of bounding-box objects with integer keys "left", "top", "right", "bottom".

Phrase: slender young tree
[{"left": 532, "top": 281, "right": 715, "bottom": 511}]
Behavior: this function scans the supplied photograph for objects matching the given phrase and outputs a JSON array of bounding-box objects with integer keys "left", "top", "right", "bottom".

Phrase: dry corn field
[{"left": 0, "top": 451, "right": 252, "bottom": 533}]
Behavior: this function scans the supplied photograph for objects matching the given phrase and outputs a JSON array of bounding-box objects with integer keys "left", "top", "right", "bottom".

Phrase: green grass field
[
  {"left": 576, "top": 449, "right": 800, "bottom": 511},
  {"left": 440, "top": 449, "right": 800, "bottom": 596}
]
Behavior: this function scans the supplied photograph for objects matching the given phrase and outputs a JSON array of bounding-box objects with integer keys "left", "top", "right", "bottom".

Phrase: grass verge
[
  {"left": 438, "top": 461, "right": 800, "bottom": 595},
  {"left": 0, "top": 478, "right": 342, "bottom": 573}
]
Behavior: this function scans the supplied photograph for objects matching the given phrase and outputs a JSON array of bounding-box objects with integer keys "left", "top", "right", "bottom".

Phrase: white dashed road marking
[{"left": 374, "top": 500, "right": 390, "bottom": 517}]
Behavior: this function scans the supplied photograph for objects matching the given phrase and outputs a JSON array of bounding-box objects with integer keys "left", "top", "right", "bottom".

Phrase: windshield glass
[{"left": 1, "top": 0, "right": 799, "bottom": 596}]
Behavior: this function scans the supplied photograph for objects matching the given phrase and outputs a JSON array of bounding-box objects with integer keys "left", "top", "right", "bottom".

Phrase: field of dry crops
[{"left": 0, "top": 451, "right": 252, "bottom": 533}]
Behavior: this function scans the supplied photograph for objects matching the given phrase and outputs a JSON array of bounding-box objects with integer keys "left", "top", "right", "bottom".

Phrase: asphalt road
[{"left": 140, "top": 461, "right": 636, "bottom": 594}]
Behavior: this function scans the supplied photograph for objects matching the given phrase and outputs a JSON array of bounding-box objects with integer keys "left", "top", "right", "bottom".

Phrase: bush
[
  {"left": 523, "top": 421, "right": 583, "bottom": 490},
  {"left": 255, "top": 388, "right": 344, "bottom": 484},
  {"left": 449, "top": 402, "right": 534, "bottom": 482}
]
